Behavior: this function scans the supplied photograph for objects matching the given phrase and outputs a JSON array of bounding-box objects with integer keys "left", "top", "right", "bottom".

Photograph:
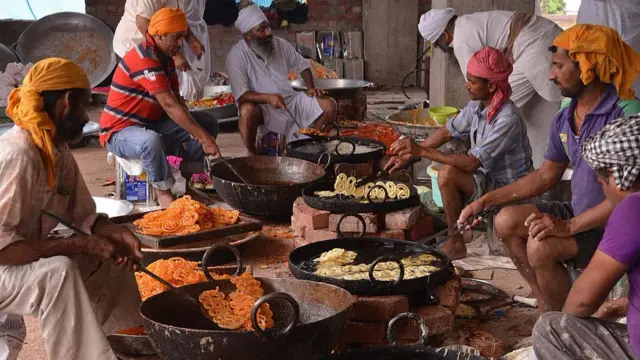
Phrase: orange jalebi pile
[
  {"left": 199, "top": 272, "right": 275, "bottom": 331},
  {"left": 288, "top": 59, "right": 338, "bottom": 81},
  {"left": 340, "top": 124, "right": 400, "bottom": 155},
  {"left": 135, "top": 257, "right": 208, "bottom": 300},
  {"left": 133, "top": 196, "right": 240, "bottom": 236}
]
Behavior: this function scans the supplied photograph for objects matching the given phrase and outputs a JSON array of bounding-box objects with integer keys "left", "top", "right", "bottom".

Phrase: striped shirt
[
  {"left": 99, "top": 33, "right": 179, "bottom": 146},
  {"left": 446, "top": 99, "right": 533, "bottom": 182}
]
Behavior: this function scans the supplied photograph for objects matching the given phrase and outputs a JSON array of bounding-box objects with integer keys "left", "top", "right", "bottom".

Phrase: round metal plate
[{"left": 290, "top": 78, "right": 372, "bottom": 91}]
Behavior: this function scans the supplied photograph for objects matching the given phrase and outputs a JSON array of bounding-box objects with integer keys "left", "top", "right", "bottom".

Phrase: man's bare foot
[
  {"left": 155, "top": 188, "right": 175, "bottom": 208},
  {"left": 439, "top": 237, "right": 467, "bottom": 260}
]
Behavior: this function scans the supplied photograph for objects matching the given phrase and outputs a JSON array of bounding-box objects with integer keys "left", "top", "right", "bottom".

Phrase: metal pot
[{"left": 189, "top": 85, "right": 238, "bottom": 120}]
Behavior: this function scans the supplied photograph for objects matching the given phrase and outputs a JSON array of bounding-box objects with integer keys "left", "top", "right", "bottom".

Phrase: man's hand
[
  {"left": 389, "top": 137, "right": 422, "bottom": 158},
  {"left": 384, "top": 154, "right": 413, "bottom": 174},
  {"left": 266, "top": 94, "right": 286, "bottom": 109},
  {"left": 458, "top": 200, "right": 486, "bottom": 230},
  {"left": 94, "top": 222, "right": 143, "bottom": 271},
  {"left": 200, "top": 136, "right": 221, "bottom": 158},
  {"left": 525, "top": 212, "right": 572, "bottom": 241},
  {"left": 593, "top": 297, "right": 629, "bottom": 321},
  {"left": 306, "top": 88, "right": 325, "bottom": 97},
  {"left": 188, "top": 37, "right": 205, "bottom": 60},
  {"left": 173, "top": 53, "right": 191, "bottom": 72}
]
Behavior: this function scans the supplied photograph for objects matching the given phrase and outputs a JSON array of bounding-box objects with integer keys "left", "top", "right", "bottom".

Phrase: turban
[
  {"left": 418, "top": 8, "right": 456, "bottom": 43},
  {"left": 581, "top": 116, "right": 640, "bottom": 191},
  {"left": 235, "top": 5, "right": 268, "bottom": 34},
  {"left": 467, "top": 47, "right": 513, "bottom": 124},
  {"left": 553, "top": 24, "right": 640, "bottom": 100},
  {"left": 6, "top": 58, "right": 90, "bottom": 189},
  {"left": 148, "top": 8, "right": 188, "bottom": 36}
]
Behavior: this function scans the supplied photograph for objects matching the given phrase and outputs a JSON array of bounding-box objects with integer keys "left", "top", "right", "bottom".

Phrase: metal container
[
  {"left": 189, "top": 85, "right": 238, "bottom": 121},
  {"left": 290, "top": 78, "right": 372, "bottom": 91},
  {"left": 115, "top": 161, "right": 158, "bottom": 206},
  {"left": 0, "top": 43, "right": 21, "bottom": 71}
]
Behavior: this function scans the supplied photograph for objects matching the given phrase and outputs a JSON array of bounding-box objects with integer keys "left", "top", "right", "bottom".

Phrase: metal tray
[
  {"left": 290, "top": 78, "right": 372, "bottom": 91},
  {"left": 286, "top": 136, "right": 386, "bottom": 165}
]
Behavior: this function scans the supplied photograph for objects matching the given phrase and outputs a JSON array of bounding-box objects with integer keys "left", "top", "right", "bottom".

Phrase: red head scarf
[{"left": 466, "top": 47, "right": 513, "bottom": 123}]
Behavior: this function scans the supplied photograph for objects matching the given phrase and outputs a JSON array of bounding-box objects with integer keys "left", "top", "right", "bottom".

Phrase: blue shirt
[
  {"left": 446, "top": 99, "right": 533, "bottom": 182},
  {"left": 545, "top": 85, "right": 640, "bottom": 216}
]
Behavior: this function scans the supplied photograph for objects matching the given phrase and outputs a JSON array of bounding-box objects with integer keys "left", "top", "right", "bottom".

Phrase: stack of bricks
[
  {"left": 291, "top": 198, "right": 434, "bottom": 247},
  {"left": 340, "top": 276, "right": 461, "bottom": 347}
]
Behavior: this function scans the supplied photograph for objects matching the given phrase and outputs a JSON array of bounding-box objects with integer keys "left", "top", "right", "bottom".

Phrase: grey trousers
[{"left": 533, "top": 312, "right": 636, "bottom": 360}]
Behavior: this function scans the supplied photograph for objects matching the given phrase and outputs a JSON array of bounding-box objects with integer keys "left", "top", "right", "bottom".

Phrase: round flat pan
[
  {"left": 16, "top": 12, "right": 116, "bottom": 87},
  {"left": 302, "top": 180, "right": 420, "bottom": 214},
  {"left": 286, "top": 136, "right": 386, "bottom": 165},
  {"left": 288, "top": 237, "right": 454, "bottom": 296}
]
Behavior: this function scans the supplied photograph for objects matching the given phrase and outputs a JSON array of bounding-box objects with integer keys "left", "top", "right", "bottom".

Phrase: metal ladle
[{"left": 205, "top": 155, "right": 250, "bottom": 185}]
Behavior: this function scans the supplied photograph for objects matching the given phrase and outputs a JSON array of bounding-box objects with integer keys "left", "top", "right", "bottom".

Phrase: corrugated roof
[{"left": 0, "top": 0, "right": 85, "bottom": 20}]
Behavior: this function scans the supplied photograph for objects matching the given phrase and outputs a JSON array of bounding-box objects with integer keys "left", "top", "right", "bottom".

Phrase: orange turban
[
  {"left": 148, "top": 8, "right": 188, "bottom": 36},
  {"left": 6, "top": 58, "right": 90, "bottom": 189},
  {"left": 553, "top": 24, "right": 640, "bottom": 100},
  {"left": 467, "top": 47, "right": 513, "bottom": 124}
]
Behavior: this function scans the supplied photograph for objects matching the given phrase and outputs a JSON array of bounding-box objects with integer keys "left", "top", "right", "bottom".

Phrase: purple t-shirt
[
  {"left": 544, "top": 86, "right": 640, "bottom": 216},
  {"left": 598, "top": 192, "right": 640, "bottom": 355}
]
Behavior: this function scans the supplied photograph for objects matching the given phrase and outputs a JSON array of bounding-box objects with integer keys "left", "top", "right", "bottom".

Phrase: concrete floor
[{"left": 15, "top": 87, "right": 537, "bottom": 359}]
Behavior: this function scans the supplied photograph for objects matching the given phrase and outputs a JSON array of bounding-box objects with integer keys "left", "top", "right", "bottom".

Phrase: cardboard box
[
  {"left": 344, "top": 59, "right": 364, "bottom": 80},
  {"left": 296, "top": 31, "right": 317, "bottom": 60}
]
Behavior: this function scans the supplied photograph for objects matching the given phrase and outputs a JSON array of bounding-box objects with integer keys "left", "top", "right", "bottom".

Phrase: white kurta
[
  {"left": 177, "top": 0, "right": 211, "bottom": 101},
  {"left": 226, "top": 37, "right": 323, "bottom": 141},
  {"left": 577, "top": 0, "right": 640, "bottom": 96},
  {"left": 451, "top": 11, "right": 564, "bottom": 167}
]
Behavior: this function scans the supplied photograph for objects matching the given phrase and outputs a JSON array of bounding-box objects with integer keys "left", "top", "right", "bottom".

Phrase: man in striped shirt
[{"left": 100, "top": 8, "right": 219, "bottom": 208}]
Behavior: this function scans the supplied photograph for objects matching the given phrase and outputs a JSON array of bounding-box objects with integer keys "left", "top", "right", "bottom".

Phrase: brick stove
[{"left": 290, "top": 194, "right": 461, "bottom": 347}]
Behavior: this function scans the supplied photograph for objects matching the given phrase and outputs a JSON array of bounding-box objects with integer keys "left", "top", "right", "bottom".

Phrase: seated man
[
  {"left": 533, "top": 116, "right": 640, "bottom": 360},
  {"left": 226, "top": 5, "right": 337, "bottom": 155},
  {"left": 386, "top": 47, "right": 533, "bottom": 260},
  {"left": 0, "top": 58, "right": 142, "bottom": 360},
  {"left": 100, "top": 8, "right": 220, "bottom": 208},
  {"left": 459, "top": 24, "right": 640, "bottom": 312}
]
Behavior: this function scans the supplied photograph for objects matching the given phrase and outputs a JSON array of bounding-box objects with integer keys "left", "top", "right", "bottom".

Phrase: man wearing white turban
[
  {"left": 226, "top": 4, "right": 337, "bottom": 155},
  {"left": 419, "top": 9, "right": 564, "bottom": 168}
]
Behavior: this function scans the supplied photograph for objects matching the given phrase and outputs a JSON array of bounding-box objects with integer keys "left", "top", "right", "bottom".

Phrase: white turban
[
  {"left": 418, "top": 8, "right": 456, "bottom": 43},
  {"left": 235, "top": 5, "right": 268, "bottom": 34}
]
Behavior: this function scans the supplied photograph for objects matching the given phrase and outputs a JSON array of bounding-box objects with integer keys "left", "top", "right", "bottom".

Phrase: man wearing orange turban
[
  {"left": 101, "top": 7, "right": 221, "bottom": 208},
  {"left": 386, "top": 47, "right": 533, "bottom": 260},
  {"left": 458, "top": 24, "right": 640, "bottom": 314},
  {"left": 0, "top": 58, "right": 144, "bottom": 359}
]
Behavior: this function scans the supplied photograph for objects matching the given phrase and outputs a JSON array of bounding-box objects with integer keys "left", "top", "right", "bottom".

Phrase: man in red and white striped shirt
[{"left": 100, "top": 8, "right": 219, "bottom": 208}]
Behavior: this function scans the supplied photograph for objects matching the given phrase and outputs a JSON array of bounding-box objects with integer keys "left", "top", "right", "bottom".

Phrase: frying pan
[
  {"left": 286, "top": 136, "right": 386, "bottom": 165},
  {"left": 320, "top": 313, "right": 485, "bottom": 360},
  {"left": 140, "top": 244, "right": 354, "bottom": 360},
  {"left": 207, "top": 156, "right": 326, "bottom": 216},
  {"left": 302, "top": 180, "right": 420, "bottom": 214},
  {"left": 288, "top": 215, "right": 454, "bottom": 296}
]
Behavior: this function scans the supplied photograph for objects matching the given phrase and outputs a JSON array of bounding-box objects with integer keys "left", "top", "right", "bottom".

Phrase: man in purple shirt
[
  {"left": 533, "top": 116, "right": 640, "bottom": 360},
  {"left": 459, "top": 24, "right": 640, "bottom": 312}
]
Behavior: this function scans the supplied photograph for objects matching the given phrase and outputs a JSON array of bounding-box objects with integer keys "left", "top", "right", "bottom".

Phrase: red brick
[
  {"left": 393, "top": 306, "right": 454, "bottom": 340},
  {"left": 470, "top": 331, "right": 504, "bottom": 359},
  {"left": 434, "top": 276, "right": 461, "bottom": 312},
  {"left": 305, "top": 228, "right": 339, "bottom": 243},
  {"left": 293, "top": 197, "right": 330, "bottom": 230},
  {"left": 291, "top": 216, "right": 306, "bottom": 238},
  {"left": 329, "top": 213, "right": 381, "bottom": 233},
  {"left": 404, "top": 215, "right": 434, "bottom": 241},
  {"left": 375, "top": 229, "right": 406, "bottom": 240},
  {"left": 384, "top": 206, "right": 423, "bottom": 230},
  {"left": 351, "top": 296, "right": 409, "bottom": 322},
  {"left": 342, "top": 321, "right": 386, "bottom": 345}
]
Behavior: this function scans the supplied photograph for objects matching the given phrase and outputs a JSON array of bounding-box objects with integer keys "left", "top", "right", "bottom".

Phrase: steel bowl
[
  {"left": 16, "top": 12, "right": 116, "bottom": 87},
  {"left": 290, "top": 78, "right": 372, "bottom": 91}
]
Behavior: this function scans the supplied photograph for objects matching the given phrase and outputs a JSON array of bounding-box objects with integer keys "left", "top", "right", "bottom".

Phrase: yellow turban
[
  {"left": 553, "top": 24, "right": 640, "bottom": 100},
  {"left": 6, "top": 58, "right": 90, "bottom": 189},
  {"left": 148, "top": 8, "right": 188, "bottom": 36}
]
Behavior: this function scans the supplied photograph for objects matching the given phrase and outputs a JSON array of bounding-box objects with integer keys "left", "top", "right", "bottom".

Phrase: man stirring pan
[
  {"left": 100, "top": 8, "right": 220, "bottom": 208},
  {"left": 534, "top": 116, "right": 640, "bottom": 360},
  {"left": 385, "top": 47, "right": 533, "bottom": 260},
  {"left": 0, "top": 58, "right": 143, "bottom": 360},
  {"left": 458, "top": 25, "right": 640, "bottom": 312},
  {"left": 226, "top": 4, "right": 337, "bottom": 155}
]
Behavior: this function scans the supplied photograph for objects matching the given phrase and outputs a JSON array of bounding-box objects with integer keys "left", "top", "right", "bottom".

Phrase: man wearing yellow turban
[
  {"left": 459, "top": 24, "right": 640, "bottom": 313},
  {"left": 0, "top": 58, "right": 143, "bottom": 359},
  {"left": 101, "top": 7, "right": 221, "bottom": 208}
]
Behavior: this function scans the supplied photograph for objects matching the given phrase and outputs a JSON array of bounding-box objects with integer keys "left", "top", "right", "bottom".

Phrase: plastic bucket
[
  {"left": 426, "top": 164, "right": 443, "bottom": 208},
  {"left": 428, "top": 106, "right": 459, "bottom": 125}
]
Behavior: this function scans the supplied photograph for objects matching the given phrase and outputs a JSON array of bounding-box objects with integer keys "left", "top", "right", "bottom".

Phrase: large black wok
[
  {"left": 207, "top": 156, "right": 326, "bottom": 216},
  {"left": 321, "top": 313, "right": 485, "bottom": 360}
]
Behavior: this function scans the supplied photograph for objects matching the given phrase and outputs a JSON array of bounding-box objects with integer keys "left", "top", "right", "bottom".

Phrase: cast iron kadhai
[
  {"left": 320, "top": 313, "right": 486, "bottom": 360},
  {"left": 286, "top": 136, "right": 386, "bottom": 165},
  {"left": 302, "top": 180, "right": 420, "bottom": 214},
  {"left": 207, "top": 156, "right": 326, "bottom": 216},
  {"left": 288, "top": 214, "right": 454, "bottom": 296},
  {"left": 141, "top": 244, "right": 355, "bottom": 360}
]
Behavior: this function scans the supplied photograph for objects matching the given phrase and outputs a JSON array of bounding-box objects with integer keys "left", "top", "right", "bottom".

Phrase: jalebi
[
  {"left": 396, "top": 184, "right": 411, "bottom": 200},
  {"left": 135, "top": 257, "right": 209, "bottom": 300},
  {"left": 199, "top": 273, "right": 275, "bottom": 331},
  {"left": 133, "top": 196, "right": 240, "bottom": 236}
]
